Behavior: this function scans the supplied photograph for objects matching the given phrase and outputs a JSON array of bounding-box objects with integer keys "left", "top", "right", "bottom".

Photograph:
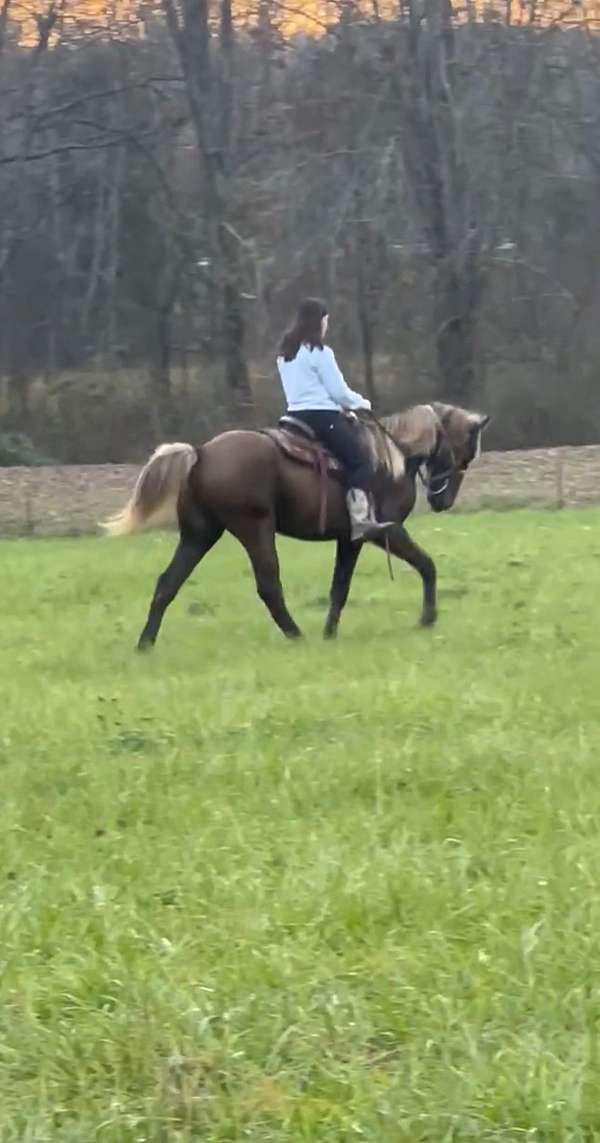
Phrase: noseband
[{"left": 418, "top": 464, "right": 453, "bottom": 497}]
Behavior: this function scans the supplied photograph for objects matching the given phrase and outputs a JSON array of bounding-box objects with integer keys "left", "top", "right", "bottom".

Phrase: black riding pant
[{"left": 291, "top": 409, "right": 372, "bottom": 491}]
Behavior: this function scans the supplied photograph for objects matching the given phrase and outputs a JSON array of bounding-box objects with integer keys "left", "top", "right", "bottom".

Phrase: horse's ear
[
  {"left": 478, "top": 413, "right": 491, "bottom": 431},
  {"left": 469, "top": 412, "right": 490, "bottom": 431}
]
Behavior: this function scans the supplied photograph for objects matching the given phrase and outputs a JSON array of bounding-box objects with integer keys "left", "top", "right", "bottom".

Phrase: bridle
[
  {"left": 364, "top": 410, "right": 463, "bottom": 497},
  {"left": 418, "top": 429, "right": 470, "bottom": 495},
  {"left": 419, "top": 440, "right": 474, "bottom": 496},
  {"left": 418, "top": 462, "right": 453, "bottom": 497}
]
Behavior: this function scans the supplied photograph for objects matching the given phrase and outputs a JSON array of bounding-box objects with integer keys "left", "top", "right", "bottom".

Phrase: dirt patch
[
  {"left": 0, "top": 465, "right": 139, "bottom": 537},
  {"left": 1, "top": 445, "right": 600, "bottom": 537}
]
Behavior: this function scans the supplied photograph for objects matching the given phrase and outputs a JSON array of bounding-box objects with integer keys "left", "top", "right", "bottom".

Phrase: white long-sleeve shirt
[{"left": 276, "top": 344, "right": 371, "bottom": 413}]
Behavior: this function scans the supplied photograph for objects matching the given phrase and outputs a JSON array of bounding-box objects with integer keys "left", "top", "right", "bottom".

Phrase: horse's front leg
[
  {"left": 323, "top": 539, "right": 362, "bottom": 639},
  {"left": 374, "top": 525, "right": 437, "bottom": 627}
]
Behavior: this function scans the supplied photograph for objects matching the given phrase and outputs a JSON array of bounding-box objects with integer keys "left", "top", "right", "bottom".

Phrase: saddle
[
  {"left": 262, "top": 416, "right": 344, "bottom": 533},
  {"left": 264, "top": 416, "right": 343, "bottom": 474}
]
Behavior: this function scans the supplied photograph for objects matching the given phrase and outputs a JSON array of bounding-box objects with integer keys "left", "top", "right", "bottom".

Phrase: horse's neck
[{"left": 385, "top": 406, "right": 437, "bottom": 460}]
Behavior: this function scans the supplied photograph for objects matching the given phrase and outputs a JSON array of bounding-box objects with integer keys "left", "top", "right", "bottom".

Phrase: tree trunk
[
  {"left": 434, "top": 287, "right": 476, "bottom": 405},
  {"left": 393, "top": 0, "right": 485, "bottom": 405},
  {"left": 433, "top": 236, "right": 483, "bottom": 404},
  {"left": 162, "top": 0, "right": 252, "bottom": 416},
  {"left": 357, "top": 272, "right": 376, "bottom": 403},
  {"left": 354, "top": 199, "right": 377, "bottom": 403},
  {"left": 150, "top": 306, "right": 178, "bottom": 441}
]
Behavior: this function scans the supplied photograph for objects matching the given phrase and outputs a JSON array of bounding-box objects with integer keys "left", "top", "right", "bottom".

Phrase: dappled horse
[{"left": 104, "top": 402, "right": 489, "bottom": 646}]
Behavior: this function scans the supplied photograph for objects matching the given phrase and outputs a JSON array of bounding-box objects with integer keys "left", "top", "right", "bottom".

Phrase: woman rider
[{"left": 276, "top": 297, "right": 392, "bottom": 542}]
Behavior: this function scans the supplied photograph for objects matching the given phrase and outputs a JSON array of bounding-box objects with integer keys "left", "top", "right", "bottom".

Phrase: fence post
[
  {"left": 555, "top": 449, "right": 565, "bottom": 509},
  {"left": 23, "top": 478, "right": 34, "bottom": 536}
]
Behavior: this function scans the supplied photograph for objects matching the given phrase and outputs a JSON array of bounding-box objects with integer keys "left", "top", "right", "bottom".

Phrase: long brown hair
[{"left": 279, "top": 298, "right": 328, "bottom": 362}]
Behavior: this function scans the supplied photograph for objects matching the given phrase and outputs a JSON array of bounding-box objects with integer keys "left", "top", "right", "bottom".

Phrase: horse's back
[
  {"left": 192, "top": 429, "right": 279, "bottom": 514},
  {"left": 191, "top": 427, "right": 346, "bottom": 536}
]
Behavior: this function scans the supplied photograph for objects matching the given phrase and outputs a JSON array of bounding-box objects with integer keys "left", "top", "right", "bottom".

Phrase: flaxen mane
[{"left": 362, "top": 404, "right": 440, "bottom": 480}]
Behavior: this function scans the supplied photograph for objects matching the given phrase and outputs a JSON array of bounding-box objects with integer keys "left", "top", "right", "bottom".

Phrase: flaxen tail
[{"left": 102, "top": 442, "right": 197, "bottom": 536}]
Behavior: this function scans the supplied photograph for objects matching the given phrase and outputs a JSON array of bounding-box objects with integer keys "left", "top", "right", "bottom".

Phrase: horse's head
[{"left": 425, "top": 403, "right": 490, "bottom": 512}]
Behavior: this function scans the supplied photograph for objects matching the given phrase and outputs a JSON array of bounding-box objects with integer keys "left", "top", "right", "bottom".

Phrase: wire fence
[{"left": 1, "top": 445, "right": 600, "bottom": 538}]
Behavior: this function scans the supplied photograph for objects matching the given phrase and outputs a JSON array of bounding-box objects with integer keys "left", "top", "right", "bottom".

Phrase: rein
[{"left": 364, "top": 411, "right": 399, "bottom": 480}]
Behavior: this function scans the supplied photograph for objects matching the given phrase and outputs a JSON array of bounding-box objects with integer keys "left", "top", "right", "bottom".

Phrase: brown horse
[{"left": 104, "top": 402, "right": 489, "bottom": 647}]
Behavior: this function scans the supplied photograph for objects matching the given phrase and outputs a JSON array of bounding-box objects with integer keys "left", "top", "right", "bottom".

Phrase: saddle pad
[{"left": 262, "top": 428, "right": 343, "bottom": 475}]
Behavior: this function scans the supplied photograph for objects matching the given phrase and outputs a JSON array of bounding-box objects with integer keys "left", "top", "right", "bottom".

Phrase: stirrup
[{"left": 351, "top": 518, "right": 394, "bottom": 543}]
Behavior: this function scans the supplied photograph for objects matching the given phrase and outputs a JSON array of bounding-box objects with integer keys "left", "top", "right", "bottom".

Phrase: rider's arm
[{"left": 313, "top": 347, "right": 371, "bottom": 411}]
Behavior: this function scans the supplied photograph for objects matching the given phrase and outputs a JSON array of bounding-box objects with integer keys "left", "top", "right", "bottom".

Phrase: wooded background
[{"left": 2, "top": 0, "right": 600, "bottom": 464}]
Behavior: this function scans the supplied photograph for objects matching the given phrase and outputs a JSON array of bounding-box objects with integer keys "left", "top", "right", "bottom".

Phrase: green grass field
[{"left": 2, "top": 510, "right": 600, "bottom": 1142}]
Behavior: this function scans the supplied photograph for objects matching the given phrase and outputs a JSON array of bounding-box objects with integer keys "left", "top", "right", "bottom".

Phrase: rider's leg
[{"left": 289, "top": 411, "right": 392, "bottom": 542}]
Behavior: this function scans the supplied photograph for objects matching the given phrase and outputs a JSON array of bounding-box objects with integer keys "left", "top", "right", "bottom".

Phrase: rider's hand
[{"left": 343, "top": 409, "right": 358, "bottom": 422}]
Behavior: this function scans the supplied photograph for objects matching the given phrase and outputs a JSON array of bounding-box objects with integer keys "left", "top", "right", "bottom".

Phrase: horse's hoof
[
  {"left": 420, "top": 610, "right": 437, "bottom": 628},
  {"left": 323, "top": 627, "right": 338, "bottom": 640},
  {"left": 137, "top": 639, "right": 154, "bottom": 653}
]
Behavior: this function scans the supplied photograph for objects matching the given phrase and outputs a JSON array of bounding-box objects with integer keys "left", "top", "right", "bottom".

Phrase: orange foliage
[
  {"left": 8, "top": 0, "right": 600, "bottom": 46},
  {"left": 8, "top": 0, "right": 364, "bottom": 46}
]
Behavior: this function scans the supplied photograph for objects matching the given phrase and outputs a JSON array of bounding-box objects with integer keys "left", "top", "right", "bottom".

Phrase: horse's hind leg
[
  {"left": 137, "top": 519, "right": 223, "bottom": 651},
  {"left": 232, "top": 517, "right": 301, "bottom": 639}
]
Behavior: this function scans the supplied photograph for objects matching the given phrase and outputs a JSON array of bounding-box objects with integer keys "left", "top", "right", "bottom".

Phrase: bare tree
[
  {"left": 391, "top": 0, "right": 485, "bottom": 403},
  {"left": 3, "top": 0, "right": 600, "bottom": 461},
  {"left": 161, "top": 0, "right": 252, "bottom": 414}
]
